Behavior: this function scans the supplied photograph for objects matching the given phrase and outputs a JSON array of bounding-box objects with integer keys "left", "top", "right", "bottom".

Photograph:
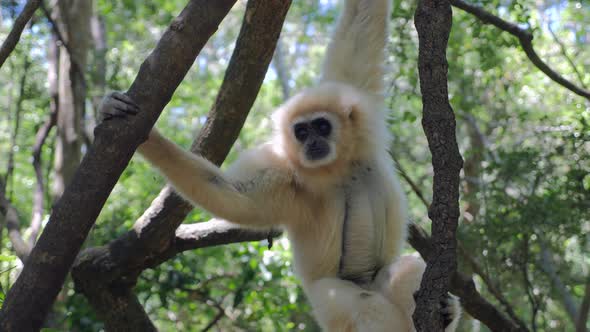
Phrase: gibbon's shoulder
[{"left": 226, "top": 142, "right": 295, "bottom": 186}]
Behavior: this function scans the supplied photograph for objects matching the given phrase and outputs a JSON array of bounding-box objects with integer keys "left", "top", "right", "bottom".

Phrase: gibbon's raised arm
[
  {"left": 138, "top": 129, "right": 280, "bottom": 227},
  {"left": 320, "top": 0, "right": 390, "bottom": 95}
]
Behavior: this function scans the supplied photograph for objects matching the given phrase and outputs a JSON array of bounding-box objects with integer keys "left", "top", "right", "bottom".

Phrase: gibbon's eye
[
  {"left": 311, "top": 118, "right": 332, "bottom": 137},
  {"left": 294, "top": 123, "right": 309, "bottom": 142}
]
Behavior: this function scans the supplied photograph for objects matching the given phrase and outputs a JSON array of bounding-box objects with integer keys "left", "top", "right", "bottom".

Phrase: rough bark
[
  {"left": 412, "top": 0, "right": 463, "bottom": 330},
  {"left": 0, "top": 1, "right": 237, "bottom": 330},
  {"left": 51, "top": 0, "right": 92, "bottom": 199},
  {"left": 71, "top": 0, "right": 291, "bottom": 329},
  {"left": 73, "top": 222, "right": 282, "bottom": 331},
  {"left": 0, "top": 0, "right": 41, "bottom": 69}
]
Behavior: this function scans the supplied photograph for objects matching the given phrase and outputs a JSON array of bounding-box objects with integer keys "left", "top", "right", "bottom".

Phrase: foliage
[{"left": 0, "top": 0, "right": 588, "bottom": 331}]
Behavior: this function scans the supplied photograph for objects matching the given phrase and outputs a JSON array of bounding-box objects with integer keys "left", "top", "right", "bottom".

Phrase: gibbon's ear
[{"left": 345, "top": 104, "right": 359, "bottom": 122}]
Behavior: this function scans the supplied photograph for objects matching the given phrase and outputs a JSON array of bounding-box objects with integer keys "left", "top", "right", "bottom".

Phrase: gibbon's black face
[{"left": 293, "top": 117, "right": 333, "bottom": 161}]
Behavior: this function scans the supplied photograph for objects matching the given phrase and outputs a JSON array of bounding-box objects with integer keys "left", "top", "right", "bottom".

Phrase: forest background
[{"left": 0, "top": 0, "right": 588, "bottom": 331}]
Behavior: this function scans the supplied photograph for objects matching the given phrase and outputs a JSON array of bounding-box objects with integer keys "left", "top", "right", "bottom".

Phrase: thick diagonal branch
[
  {"left": 72, "top": 1, "right": 291, "bottom": 329},
  {"left": 0, "top": 1, "right": 237, "bottom": 330},
  {"left": 451, "top": 0, "right": 590, "bottom": 101},
  {"left": 0, "top": 0, "right": 41, "bottom": 69}
]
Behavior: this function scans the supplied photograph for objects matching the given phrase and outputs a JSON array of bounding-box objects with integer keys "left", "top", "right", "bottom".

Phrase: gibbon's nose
[{"left": 307, "top": 139, "right": 330, "bottom": 160}]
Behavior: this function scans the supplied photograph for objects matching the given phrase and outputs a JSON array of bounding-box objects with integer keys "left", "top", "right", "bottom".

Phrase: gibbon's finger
[
  {"left": 112, "top": 91, "right": 139, "bottom": 109},
  {"left": 98, "top": 109, "right": 118, "bottom": 122},
  {"left": 440, "top": 297, "right": 454, "bottom": 327},
  {"left": 110, "top": 99, "right": 139, "bottom": 115},
  {"left": 442, "top": 313, "right": 453, "bottom": 328},
  {"left": 101, "top": 107, "right": 127, "bottom": 119},
  {"left": 113, "top": 105, "right": 138, "bottom": 116}
]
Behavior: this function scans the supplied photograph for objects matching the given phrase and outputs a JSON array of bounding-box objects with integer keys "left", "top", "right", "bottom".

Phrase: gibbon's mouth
[{"left": 306, "top": 141, "right": 330, "bottom": 161}]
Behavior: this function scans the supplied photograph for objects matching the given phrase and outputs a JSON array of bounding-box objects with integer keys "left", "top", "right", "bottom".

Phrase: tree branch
[
  {"left": 28, "top": 109, "right": 57, "bottom": 247},
  {"left": 71, "top": 1, "right": 291, "bottom": 329},
  {"left": 272, "top": 37, "right": 291, "bottom": 100},
  {"left": 398, "top": 162, "right": 528, "bottom": 331},
  {"left": 0, "top": 0, "right": 40, "bottom": 69},
  {"left": 39, "top": 0, "right": 86, "bottom": 87},
  {"left": 459, "top": 245, "right": 529, "bottom": 330},
  {"left": 391, "top": 154, "right": 430, "bottom": 208},
  {"left": 539, "top": 245, "right": 579, "bottom": 322},
  {"left": 450, "top": 0, "right": 590, "bottom": 101},
  {"left": 170, "top": 221, "right": 282, "bottom": 264},
  {"left": 0, "top": 1, "right": 238, "bottom": 330},
  {"left": 413, "top": 0, "right": 463, "bottom": 330},
  {"left": 0, "top": 180, "right": 31, "bottom": 262},
  {"left": 5, "top": 56, "right": 31, "bottom": 197},
  {"left": 546, "top": 23, "right": 588, "bottom": 89},
  {"left": 408, "top": 224, "right": 528, "bottom": 332}
]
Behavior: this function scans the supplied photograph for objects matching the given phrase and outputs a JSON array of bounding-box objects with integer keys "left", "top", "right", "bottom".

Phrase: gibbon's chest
[
  {"left": 337, "top": 163, "right": 389, "bottom": 284},
  {"left": 288, "top": 162, "right": 390, "bottom": 285}
]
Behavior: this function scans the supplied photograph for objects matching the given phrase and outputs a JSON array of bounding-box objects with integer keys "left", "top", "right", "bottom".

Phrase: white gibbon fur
[{"left": 99, "top": 0, "right": 461, "bottom": 330}]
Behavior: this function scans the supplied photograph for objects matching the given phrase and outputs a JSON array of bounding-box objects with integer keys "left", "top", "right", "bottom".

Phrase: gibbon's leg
[
  {"left": 382, "top": 255, "right": 462, "bottom": 332},
  {"left": 306, "top": 278, "right": 412, "bottom": 332},
  {"left": 98, "top": 92, "right": 277, "bottom": 227},
  {"left": 320, "top": 0, "right": 391, "bottom": 95}
]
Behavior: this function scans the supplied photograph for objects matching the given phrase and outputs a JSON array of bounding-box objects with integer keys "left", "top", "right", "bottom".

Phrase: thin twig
[
  {"left": 459, "top": 245, "right": 529, "bottom": 330},
  {"left": 546, "top": 23, "right": 587, "bottom": 89},
  {"left": 0, "top": 0, "right": 41, "bottom": 69},
  {"left": 520, "top": 237, "right": 540, "bottom": 332},
  {"left": 28, "top": 110, "right": 57, "bottom": 246},
  {"left": 201, "top": 308, "right": 225, "bottom": 332},
  {"left": 451, "top": 0, "right": 590, "bottom": 101},
  {"left": 5, "top": 56, "right": 31, "bottom": 198},
  {"left": 397, "top": 154, "right": 528, "bottom": 331},
  {"left": 391, "top": 153, "right": 430, "bottom": 208}
]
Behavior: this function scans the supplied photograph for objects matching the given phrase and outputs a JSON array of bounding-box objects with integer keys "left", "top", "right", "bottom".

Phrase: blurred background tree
[{"left": 0, "top": 0, "right": 588, "bottom": 331}]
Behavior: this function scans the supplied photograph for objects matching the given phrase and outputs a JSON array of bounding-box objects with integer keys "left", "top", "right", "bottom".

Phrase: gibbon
[{"left": 99, "top": 0, "right": 461, "bottom": 330}]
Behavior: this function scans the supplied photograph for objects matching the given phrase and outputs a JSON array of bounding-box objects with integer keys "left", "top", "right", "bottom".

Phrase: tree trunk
[
  {"left": 412, "top": 0, "right": 463, "bottom": 330},
  {"left": 0, "top": 1, "right": 237, "bottom": 330},
  {"left": 51, "top": 0, "right": 92, "bottom": 199},
  {"left": 86, "top": 12, "right": 107, "bottom": 141}
]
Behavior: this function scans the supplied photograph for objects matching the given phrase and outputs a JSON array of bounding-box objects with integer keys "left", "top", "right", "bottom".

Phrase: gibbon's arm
[
  {"left": 138, "top": 130, "right": 282, "bottom": 227},
  {"left": 320, "top": 0, "right": 391, "bottom": 95}
]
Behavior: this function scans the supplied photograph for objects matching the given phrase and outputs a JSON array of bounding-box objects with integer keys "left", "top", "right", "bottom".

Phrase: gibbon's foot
[
  {"left": 99, "top": 91, "right": 139, "bottom": 121},
  {"left": 441, "top": 293, "right": 462, "bottom": 331}
]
